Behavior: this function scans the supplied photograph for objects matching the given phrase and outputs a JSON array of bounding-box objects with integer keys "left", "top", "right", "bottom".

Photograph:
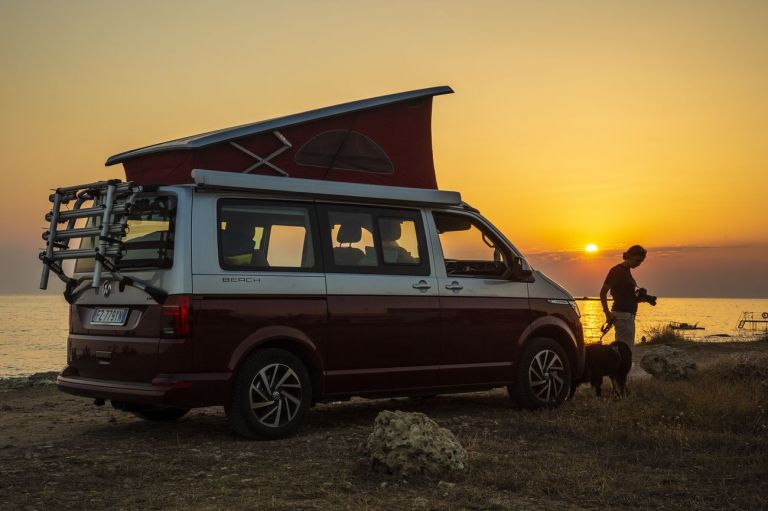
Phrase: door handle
[
  {"left": 445, "top": 281, "right": 463, "bottom": 291},
  {"left": 412, "top": 280, "right": 432, "bottom": 290}
]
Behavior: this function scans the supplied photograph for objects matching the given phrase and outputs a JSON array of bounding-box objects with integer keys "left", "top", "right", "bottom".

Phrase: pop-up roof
[{"left": 106, "top": 86, "right": 453, "bottom": 189}]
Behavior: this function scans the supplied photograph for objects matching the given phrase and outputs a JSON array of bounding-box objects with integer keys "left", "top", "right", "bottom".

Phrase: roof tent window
[{"left": 295, "top": 130, "right": 394, "bottom": 174}]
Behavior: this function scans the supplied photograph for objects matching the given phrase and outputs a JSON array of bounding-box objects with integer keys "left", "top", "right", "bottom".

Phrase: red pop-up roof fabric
[{"left": 120, "top": 99, "right": 439, "bottom": 189}]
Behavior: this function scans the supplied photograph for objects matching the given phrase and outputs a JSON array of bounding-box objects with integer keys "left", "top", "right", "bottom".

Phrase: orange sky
[{"left": 1, "top": 1, "right": 766, "bottom": 295}]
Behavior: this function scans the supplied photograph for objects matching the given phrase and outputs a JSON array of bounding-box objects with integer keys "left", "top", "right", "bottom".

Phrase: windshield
[{"left": 75, "top": 194, "right": 176, "bottom": 273}]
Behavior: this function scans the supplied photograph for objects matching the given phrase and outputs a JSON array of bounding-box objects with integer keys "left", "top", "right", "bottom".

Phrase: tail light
[{"left": 162, "top": 295, "right": 192, "bottom": 337}]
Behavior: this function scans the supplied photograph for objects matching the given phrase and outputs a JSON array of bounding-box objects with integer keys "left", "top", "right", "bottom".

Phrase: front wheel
[
  {"left": 226, "top": 348, "right": 312, "bottom": 439},
  {"left": 509, "top": 337, "right": 571, "bottom": 409}
]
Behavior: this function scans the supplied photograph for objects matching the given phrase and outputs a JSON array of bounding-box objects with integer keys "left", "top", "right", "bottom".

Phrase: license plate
[{"left": 91, "top": 308, "right": 129, "bottom": 326}]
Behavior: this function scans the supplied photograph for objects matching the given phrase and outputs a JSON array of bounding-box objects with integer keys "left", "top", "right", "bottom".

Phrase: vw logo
[{"left": 102, "top": 280, "right": 112, "bottom": 297}]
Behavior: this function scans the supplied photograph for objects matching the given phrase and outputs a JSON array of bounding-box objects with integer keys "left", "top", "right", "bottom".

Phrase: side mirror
[{"left": 503, "top": 256, "right": 534, "bottom": 282}]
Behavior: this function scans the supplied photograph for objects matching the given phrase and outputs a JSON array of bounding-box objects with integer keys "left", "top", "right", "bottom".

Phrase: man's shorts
[{"left": 612, "top": 311, "right": 636, "bottom": 347}]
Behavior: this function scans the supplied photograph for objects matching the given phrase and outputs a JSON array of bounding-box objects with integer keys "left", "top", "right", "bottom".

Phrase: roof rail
[
  {"left": 191, "top": 169, "right": 462, "bottom": 206},
  {"left": 39, "top": 180, "right": 167, "bottom": 303}
]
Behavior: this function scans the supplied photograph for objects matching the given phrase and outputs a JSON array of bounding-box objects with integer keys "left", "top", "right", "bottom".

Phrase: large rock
[
  {"left": 364, "top": 410, "right": 467, "bottom": 477},
  {"left": 639, "top": 346, "right": 697, "bottom": 380}
]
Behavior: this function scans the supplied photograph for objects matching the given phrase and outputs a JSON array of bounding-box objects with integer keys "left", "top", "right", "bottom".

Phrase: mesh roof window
[{"left": 295, "top": 130, "right": 394, "bottom": 174}]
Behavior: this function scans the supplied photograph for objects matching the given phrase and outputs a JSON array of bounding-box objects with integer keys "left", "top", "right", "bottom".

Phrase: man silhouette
[{"left": 599, "top": 245, "right": 647, "bottom": 347}]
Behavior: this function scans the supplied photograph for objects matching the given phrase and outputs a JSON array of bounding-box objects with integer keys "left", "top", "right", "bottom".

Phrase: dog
[{"left": 570, "top": 341, "right": 632, "bottom": 398}]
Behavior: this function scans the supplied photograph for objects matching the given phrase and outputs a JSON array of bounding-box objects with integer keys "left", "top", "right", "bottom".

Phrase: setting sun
[{"left": 585, "top": 244, "right": 599, "bottom": 253}]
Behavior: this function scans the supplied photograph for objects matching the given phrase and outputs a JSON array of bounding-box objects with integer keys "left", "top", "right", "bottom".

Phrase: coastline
[{"left": 4, "top": 296, "right": 768, "bottom": 378}]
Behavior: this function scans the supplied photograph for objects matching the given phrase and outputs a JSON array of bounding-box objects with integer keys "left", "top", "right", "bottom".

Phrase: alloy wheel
[
  {"left": 528, "top": 349, "right": 565, "bottom": 403},
  {"left": 248, "top": 363, "right": 303, "bottom": 428}
]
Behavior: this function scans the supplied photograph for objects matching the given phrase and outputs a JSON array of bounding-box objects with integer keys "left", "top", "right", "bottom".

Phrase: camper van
[{"left": 40, "top": 87, "right": 584, "bottom": 439}]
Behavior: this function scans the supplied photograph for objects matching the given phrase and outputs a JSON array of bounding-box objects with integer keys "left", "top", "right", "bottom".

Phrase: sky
[{"left": 0, "top": 0, "right": 766, "bottom": 297}]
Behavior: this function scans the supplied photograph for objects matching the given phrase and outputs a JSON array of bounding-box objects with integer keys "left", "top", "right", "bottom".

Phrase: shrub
[
  {"left": 709, "top": 353, "right": 768, "bottom": 383},
  {"left": 643, "top": 325, "right": 688, "bottom": 344}
]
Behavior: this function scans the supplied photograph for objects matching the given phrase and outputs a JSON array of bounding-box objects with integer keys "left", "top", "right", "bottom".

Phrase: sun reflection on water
[
  {"left": 577, "top": 297, "right": 768, "bottom": 345},
  {"left": 579, "top": 300, "right": 609, "bottom": 344}
]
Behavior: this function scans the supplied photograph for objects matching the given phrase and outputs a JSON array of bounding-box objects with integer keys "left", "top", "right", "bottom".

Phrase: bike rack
[{"left": 39, "top": 179, "right": 167, "bottom": 303}]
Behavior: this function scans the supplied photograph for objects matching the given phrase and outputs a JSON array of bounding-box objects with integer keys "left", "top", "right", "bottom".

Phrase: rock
[
  {"left": 0, "top": 371, "right": 58, "bottom": 389},
  {"left": 364, "top": 410, "right": 467, "bottom": 477},
  {"left": 412, "top": 496, "right": 429, "bottom": 509},
  {"left": 639, "top": 346, "right": 697, "bottom": 380},
  {"left": 27, "top": 371, "right": 59, "bottom": 384}
]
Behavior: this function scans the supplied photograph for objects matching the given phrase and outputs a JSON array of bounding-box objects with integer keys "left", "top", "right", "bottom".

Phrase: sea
[{"left": 0, "top": 294, "right": 767, "bottom": 378}]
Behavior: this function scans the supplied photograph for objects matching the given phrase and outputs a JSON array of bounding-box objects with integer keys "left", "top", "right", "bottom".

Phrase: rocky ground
[{"left": 1, "top": 339, "right": 767, "bottom": 511}]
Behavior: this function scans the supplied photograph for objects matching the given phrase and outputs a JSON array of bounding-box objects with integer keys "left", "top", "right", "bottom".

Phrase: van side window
[
  {"left": 218, "top": 201, "right": 316, "bottom": 271},
  {"left": 328, "top": 211, "right": 377, "bottom": 266},
  {"left": 321, "top": 206, "right": 430, "bottom": 276},
  {"left": 379, "top": 217, "right": 420, "bottom": 265},
  {"left": 433, "top": 212, "right": 510, "bottom": 278}
]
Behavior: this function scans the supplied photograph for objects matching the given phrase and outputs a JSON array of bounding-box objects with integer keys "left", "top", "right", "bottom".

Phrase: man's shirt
[{"left": 604, "top": 263, "right": 637, "bottom": 314}]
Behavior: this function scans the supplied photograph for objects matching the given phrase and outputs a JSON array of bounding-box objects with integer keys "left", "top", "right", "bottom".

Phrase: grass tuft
[
  {"left": 643, "top": 324, "right": 689, "bottom": 344},
  {"left": 708, "top": 352, "right": 768, "bottom": 383}
]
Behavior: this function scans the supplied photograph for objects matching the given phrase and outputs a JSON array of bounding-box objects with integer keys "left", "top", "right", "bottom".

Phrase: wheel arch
[
  {"left": 518, "top": 317, "right": 584, "bottom": 379},
  {"left": 227, "top": 326, "right": 324, "bottom": 402}
]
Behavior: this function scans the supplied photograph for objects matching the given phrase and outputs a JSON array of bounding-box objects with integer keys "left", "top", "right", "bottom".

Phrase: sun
[{"left": 585, "top": 244, "right": 599, "bottom": 253}]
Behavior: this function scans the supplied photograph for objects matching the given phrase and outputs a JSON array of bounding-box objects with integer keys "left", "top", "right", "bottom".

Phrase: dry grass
[
  {"left": 1, "top": 342, "right": 767, "bottom": 510},
  {"left": 643, "top": 324, "right": 689, "bottom": 344}
]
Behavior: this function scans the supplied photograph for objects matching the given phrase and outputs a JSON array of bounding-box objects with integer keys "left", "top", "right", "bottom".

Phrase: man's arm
[{"left": 599, "top": 282, "right": 613, "bottom": 322}]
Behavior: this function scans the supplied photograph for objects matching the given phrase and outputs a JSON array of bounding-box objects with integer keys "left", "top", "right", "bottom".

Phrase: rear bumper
[{"left": 57, "top": 370, "right": 232, "bottom": 408}]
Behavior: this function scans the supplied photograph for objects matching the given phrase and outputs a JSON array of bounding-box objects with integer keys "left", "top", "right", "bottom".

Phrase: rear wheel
[
  {"left": 226, "top": 348, "right": 312, "bottom": 439},
  {"left": 509, "top": 337, "right": 571, "bottom": 409}
]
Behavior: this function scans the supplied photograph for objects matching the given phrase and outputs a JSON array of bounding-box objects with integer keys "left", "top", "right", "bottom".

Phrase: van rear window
[{"left": 75, "top": 195, "right": 176, "bottom": 273}]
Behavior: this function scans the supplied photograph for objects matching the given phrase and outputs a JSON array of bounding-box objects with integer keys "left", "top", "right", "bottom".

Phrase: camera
[{"left": 635, "top": 288, "right": 657, "bottom": 306}]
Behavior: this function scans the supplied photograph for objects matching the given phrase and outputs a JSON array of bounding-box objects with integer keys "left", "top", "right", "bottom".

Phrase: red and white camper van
[{"left": 40, "top": 87, "right": 584, "bottom": 438}]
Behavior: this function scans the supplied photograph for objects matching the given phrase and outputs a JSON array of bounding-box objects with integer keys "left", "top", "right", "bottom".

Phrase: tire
[
  {"left": 508, "top": 337, "right": 571, "bottom": 409},
  {"left": 132, "top": 407, "right": 190, "bottom": 422},
  {"left": 226, "top": 348, "right": 312, "bottom": 439}
]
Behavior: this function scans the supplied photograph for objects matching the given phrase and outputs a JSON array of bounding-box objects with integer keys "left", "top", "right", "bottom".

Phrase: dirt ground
[{"left": 1, "top": 340, "right": 766, "bottom": 511}]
